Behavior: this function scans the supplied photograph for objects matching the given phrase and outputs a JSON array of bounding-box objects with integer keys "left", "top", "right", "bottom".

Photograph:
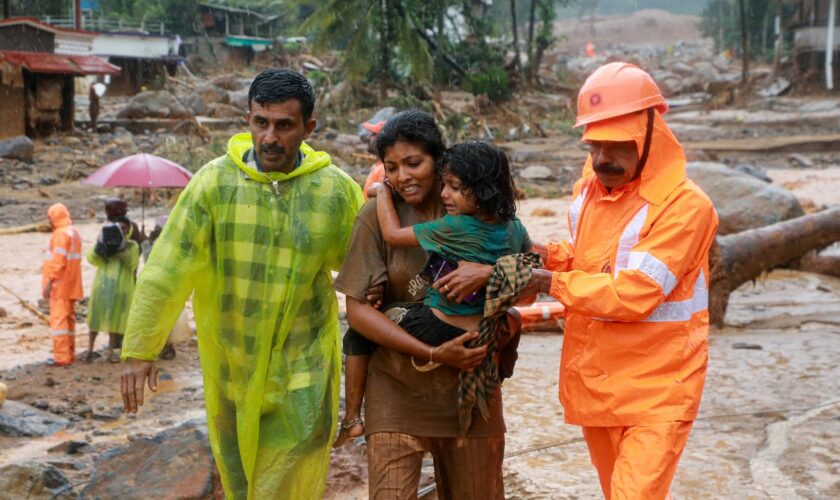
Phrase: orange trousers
[
  {"left": 50, "top": 299, "right": 76, "bottom": 366},
  {"left": 582, "top": 421, "right": 693, "bottom": 500}
]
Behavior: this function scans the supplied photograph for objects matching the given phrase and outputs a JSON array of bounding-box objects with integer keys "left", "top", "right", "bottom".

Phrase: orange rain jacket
[
  {"left": 43, "top": 203, "right": 83, "bottom": 300},
  {"left": 546, "top": 110, "right": 718, "bottom": 426}
]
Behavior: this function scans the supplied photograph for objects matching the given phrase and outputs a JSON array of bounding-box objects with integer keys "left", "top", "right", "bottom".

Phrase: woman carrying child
[{"left": 333, "top": 110, "right": 528, "bottom": 499}]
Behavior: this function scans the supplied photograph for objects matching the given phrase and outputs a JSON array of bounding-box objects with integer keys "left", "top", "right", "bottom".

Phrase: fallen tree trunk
[
  {"left": 0, "top": 220, "right": 51, "bottom": 236},
  {"left": 710, "top": 207, "right": 840, "bottom": 325}
]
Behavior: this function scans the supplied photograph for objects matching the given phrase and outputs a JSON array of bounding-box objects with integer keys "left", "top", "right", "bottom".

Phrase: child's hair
[{"left": 441, "top": 141, "right": 517, "bottom": 221}]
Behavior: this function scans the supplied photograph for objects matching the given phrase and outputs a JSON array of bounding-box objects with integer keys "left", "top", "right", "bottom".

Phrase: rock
[
  {"left": 207, "top": 103, "right": 245, "bottom": 119},
  {"left": 182, "top": 92, "right": 208, "bottom": 116},
  {"left": 48, "top": 440, "right": 91, "bottom": 455},
  {"left": 687, "top": 162, "right": 804, "bottom": 235},
  {"left": 732, "top": 342, "right": 763, "bottom": 350},
  {"left": 787, "top": 154, "right": 814, "bottom": 168},
  {"left": 0, "top": 136, "right": 34, "bottom": 162},
  {"left": 45, "top": 377, "right": 56, "bottom": 387},
  {"left": 0, "top": 400, "right": 69, "bottom": 437},
  {"left": 0, "top": 306, "right": 6, "bottom": 318},
  {"left": 228, "top": 89, "right": 249, "bottom": 109},
  {"left": 116, "top": 91, "right": 191, "bottom": 119},
  {"left": 197, "top": 84, "right": 230, "bottom": 105},
  {"left": 82, "top": 421, "right": 221, "bottom": 499},
  {"left": 210, "top": 74, "right": 242, "bottom": 91},
  {"left": 733, "top": 164, "right": 772, "bottom": 183},
  {"left": 0, "top": 382, "right": 5, "bottom": 406},
  {"left": 40, "top": 175, "right": 59, "bottom": 186},
  {"left": 519, "top": 165, "right": 554, "bottom": 181},
  {"left": 0, "top": 462, "right": 72, "bottom": 500}
]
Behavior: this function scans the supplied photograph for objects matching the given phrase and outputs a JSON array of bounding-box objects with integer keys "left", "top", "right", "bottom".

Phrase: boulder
[
  {"left": 81, "top": 421, "right": 221, "bottom": 499},
  {"left": 733, "top": 164, "right": 772, "bottom": 183},
  {"left": 228, "top": 90, "right": 249, "bottom": 109},
  {"left": 0, "top": 136, "right": 34, "bottom": 162},
  {"left": 210, "top": 74, "right": 242, "bottom": 91},
  {"left": 687, "top": 162, "right": 804, "bottom": 235},
  {"left": 0, "top": 400, "right": 69, "bottom": 437},
  {"left": 116, "top": 91, "right": 191, "bottom": 119},
  {"left": 197, "top": 84, "right": 230, "bottom": 106},
  {"left": 0, "top": 462, "right": 72, "bottom": 500},
  {"left": 183, "top": 92, "right": 208, "bottom": 116},
  {"left": 207, "top": 103, "right": 245, "bottom": 119},
  {"left": 519, "top": 165, "right": 554, "bottom": 181}
]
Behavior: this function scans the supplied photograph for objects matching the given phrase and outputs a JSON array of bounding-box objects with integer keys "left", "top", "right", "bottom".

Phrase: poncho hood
[{"left": 227, "top": 132, "right": 333, "bottom": 183}]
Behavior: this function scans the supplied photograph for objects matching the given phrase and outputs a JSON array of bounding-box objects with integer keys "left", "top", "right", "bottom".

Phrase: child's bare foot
[{"left": 333, "top": 417, "right": 364, "bottom": 448}]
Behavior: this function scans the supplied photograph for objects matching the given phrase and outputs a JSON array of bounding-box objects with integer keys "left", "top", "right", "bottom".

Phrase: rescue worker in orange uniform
[
  {"left": 42, "top": 203, "right": 83, "bottom": 366},
  {"left": 527, "top": 62, "right": 719, "bottom": 499},
  {"left": 361, "top": 120, "right": 386, "bottom": 198}
]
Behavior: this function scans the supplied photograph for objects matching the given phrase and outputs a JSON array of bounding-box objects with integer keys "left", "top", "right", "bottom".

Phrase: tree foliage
[{"left": 701, "top": 0, "right": 791, "bottom": 61}]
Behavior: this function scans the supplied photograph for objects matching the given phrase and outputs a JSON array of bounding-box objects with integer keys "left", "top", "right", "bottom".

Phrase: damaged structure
[{"left": 0, "top": 18, "right": 119, "bottom": 139}]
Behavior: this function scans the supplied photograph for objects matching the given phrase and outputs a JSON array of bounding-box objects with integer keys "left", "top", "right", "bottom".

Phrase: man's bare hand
[
  {"left": 42, "top": 281, "right": 52, "bottom": 301},
  {"left": 121, "top": 358, "right": 157, "bottom": 413},
  {"left": 432, "top": 261, "right": 492, "bottom": 304},
  {"left": 434, "top": 331, "right": 487, "bottom": 372}
]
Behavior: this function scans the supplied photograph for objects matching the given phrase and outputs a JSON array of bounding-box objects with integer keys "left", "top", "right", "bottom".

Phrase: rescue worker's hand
[
  {"left": 432, "top": 261, "right": 492, "bottom": 303},
  {"left": 435, "top": 331, "right": 487, "bottom": 372},
  {"left": 42, "top": 280, "right": 53, "bottom": 301},
  {"left": 518, "top": 269, "right": 554, "bottom": 305},
  {"left": 121, "top": 357, "right": 157, "bottom": 413},
  {"left": 365, "top": 283, "right": 385, "bottom": 309}
]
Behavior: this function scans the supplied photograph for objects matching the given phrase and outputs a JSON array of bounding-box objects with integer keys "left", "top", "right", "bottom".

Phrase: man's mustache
[
  {"left": 260, "top": 144, "right": 285, "bottom": 156},
  {"left": 593, "top": 163, "right": 624, "bottom": 175}
]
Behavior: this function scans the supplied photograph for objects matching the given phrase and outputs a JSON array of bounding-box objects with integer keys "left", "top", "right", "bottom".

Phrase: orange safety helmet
[{"left": 574, "top": 62, "right": 668, "bottom": 128}]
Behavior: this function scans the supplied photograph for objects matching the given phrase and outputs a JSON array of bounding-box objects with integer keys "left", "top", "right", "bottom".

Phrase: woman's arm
[
  {"left": 376, "top": 184, "right": 419, "bottom": 247},
  {"left": 346, "top": 296, "right": 487, "bottom": 371}
]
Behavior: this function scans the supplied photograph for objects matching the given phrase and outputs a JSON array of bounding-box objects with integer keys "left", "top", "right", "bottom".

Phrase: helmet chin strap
[{"left": 633, "top": 107, "right": 655, "bottom": 180}]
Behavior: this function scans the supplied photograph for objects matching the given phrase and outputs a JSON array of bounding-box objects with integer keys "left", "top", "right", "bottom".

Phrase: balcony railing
[{"left": 39, "top": 16, "right": 168, "bottom": 35}]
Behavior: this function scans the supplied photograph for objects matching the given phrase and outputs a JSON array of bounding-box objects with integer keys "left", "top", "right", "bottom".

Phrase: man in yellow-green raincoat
[{"left": 119, "top": 69, "right": 364, "bottom": 498}]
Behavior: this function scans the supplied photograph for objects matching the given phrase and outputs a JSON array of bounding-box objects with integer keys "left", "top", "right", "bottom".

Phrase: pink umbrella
[{"left": 84, "top": 153, "right": 193, "bottom": 232}]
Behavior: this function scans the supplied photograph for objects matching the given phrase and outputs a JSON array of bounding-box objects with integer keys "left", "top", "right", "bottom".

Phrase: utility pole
[{"left": 74, "top": 0, "right": 82, "bottom": 30}]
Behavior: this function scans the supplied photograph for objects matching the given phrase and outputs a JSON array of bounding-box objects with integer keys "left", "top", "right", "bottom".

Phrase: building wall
[
  {"left": 54, "top": 33, "right": 94, "bottom": 55},
  {"left": 0, "top": 25, "right": 54, "bottom": 52},
  {"left": 0, "top": 81, "right": 25, "bottom": 139},
  {"left": 92, "top": 33, "right": 179, "bottom": 59}
]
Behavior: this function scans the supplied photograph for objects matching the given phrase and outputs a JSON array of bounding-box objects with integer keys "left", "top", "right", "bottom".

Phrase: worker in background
[
  {"left": 586, "top": 40, "right": 597, "bottom": 58},
  {"left": 42, "top": 203, "right": 83, "bottom": 366},
  {"left": 85, "top": 219, "right": 140, "bottom": 363},
  {"left": 361, "top": 120, "right": 386, "bottom": 198},
  {"left": 525, "top": 62, "right": 718, "bottom": 499}
]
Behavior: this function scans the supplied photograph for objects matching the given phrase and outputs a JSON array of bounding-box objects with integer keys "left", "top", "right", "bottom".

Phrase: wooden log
[
  {"left": 0, "top": 220, "right": 52, "bottom": 236},
  {"left": 710, "top": 207, "right": 840, "bottom": 325},
  {"left": 0, "top": 283, "right": 49, "bottom": 324}
]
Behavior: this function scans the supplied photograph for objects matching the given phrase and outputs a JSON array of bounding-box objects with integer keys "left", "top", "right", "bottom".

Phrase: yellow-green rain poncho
[
  {"left": 122, "top": 133, "right": 364, "bottom": 498},
  {"left": 86, "top": 238, "right": 140, "bottom": 334}
]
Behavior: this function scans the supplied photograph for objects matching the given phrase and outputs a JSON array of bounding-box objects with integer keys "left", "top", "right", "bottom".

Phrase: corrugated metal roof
[{"left": 0, "top": 50, "right": 120, "bottom": 75}]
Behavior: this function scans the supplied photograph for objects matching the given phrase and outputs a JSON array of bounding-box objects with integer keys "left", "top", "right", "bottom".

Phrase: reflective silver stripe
[
  {"left": 613, "top": 205, "right": 648, "bottom": 275},
  {"left": 51, "top": 329, "right": 71, "bottom": 336},
  {"left": 642, "top": 271, "right": 708, "bottom": 323},
  {"left": 568, "top": 188, "right": 587, "bottom": 244},
  {"left": 67, "top": 253, "right": 82, "bottom": 260},
  {"left": 53, "top": 247, "right": 68, "bottom": 256},
  {"left": 626, "top": 251, "right": 678, "bottom": 296}
]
